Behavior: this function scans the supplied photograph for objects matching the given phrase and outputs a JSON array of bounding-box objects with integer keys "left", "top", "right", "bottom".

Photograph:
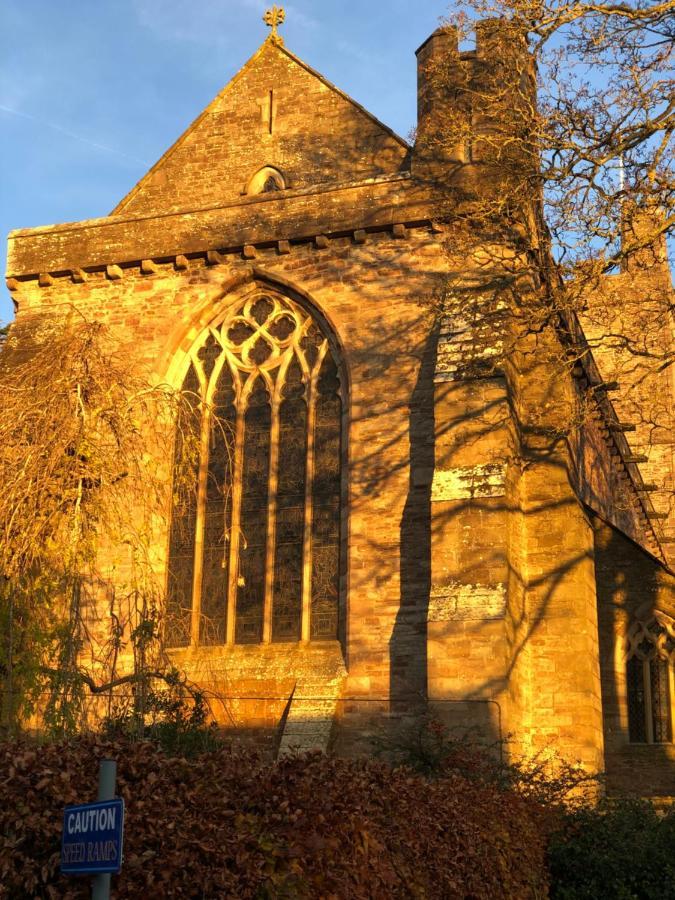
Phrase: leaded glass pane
[
  {"left": 311, "top": 353, "right": 341, "bottom": 640},
  {"left": 268, "top": 315, "right": 294, "bottom": 341},
  {"left": 627, "top": 655, "right": 647, "bottom": 743},
  {"left": 166, "top": 363, "right": 200, "bottom": 647},
  {"left": 272, "top": 358, "right": 306, "bottom": 641},
  {"left": 228, "top": 321, "right": 255, "bottom": 345},
  {"left": 251, "top": 296, "right": 274, "bottom": 325},
  {"left": 251, "top": 337, "right": 272, "bottom": 365},
  {"left": 197, "top": 332, "right": 220, "bottom": 379},
  {"left": 168, "top": 290, "right": 343, "bottom": 648},
  {"left": 300, "top": 322, "right": 322, "bottom": 370},
  {"left": 650, "top": 658, "right": 672, "bottom": 743},
  {"left": 235, "top": 379, "right": 271, "bottom": 644},
  {"left": 199, "top": 364, "right": 236, "bottom": 646}
]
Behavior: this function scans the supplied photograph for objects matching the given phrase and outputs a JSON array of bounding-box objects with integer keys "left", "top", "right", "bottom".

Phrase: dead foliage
[{"left": 0, "top": 734, "right": 552, "bottom": 899}]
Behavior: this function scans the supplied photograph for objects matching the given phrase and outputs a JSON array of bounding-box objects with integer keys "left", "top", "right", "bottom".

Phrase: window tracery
[
  {"left": 166, "top": 290, "right": 343, "bottom": 647},
  {"left": 625, "top": 613, "right": 674, "bottom": 743}
]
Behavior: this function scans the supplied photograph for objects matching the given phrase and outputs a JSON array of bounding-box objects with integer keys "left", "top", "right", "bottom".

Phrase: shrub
[
  {"left": 100, "top": 686, "right": 223, "bottom": 757},
  {"left": 373, "top": 714, "right": 599, "bottom": 807},
  {"left": 0, "top": 734, "right": 550, "bottom": 898},
  {"left": 548, "top": 799, "right": 675, "bottom": 900}
]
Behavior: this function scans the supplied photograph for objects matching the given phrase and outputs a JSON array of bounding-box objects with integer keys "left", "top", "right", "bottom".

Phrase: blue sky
[{"left": 1, "top": 0, "right": 450, "bottom": 324}]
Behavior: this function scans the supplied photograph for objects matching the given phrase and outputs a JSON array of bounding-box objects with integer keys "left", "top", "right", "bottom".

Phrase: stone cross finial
[{"left": 263, "top": 6, "right": 286, "bottom": 43}]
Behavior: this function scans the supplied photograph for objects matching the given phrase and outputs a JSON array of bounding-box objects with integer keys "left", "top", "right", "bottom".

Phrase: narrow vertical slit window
[
  {"left": 167, "top": 289, "right": 344, "bottom": 648},
  {"left": 236, "top": 379, "right": 271, "bottom": 644},
  {"left": 627, "top": 654, "right": 647, "bottom": 743},
  {"left": 650, "top": 657, "right": 672, "bottom": 743},
  {"left": 272, "top": 357, "right": 307, "bottom": 640}
]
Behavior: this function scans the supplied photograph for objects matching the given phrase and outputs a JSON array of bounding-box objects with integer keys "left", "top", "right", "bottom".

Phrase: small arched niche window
[
  {"left": 626, "top": 613, "right": 675, "bottom": 743},
  {"left": 166, "top": 289, "right": 343, "bottom": 648},
  {"left": 245, "top": 166, "right": 286, "bottom": 195}
]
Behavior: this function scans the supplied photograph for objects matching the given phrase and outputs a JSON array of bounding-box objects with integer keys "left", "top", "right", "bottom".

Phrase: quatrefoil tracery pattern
[{"left": 167, "top": 289, "right": 343, "bottom": 650}]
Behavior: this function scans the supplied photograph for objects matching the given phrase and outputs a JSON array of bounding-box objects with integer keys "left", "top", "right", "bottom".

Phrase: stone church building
[{"left": 6, "top": 17, "right": 675, "bottom": 796}]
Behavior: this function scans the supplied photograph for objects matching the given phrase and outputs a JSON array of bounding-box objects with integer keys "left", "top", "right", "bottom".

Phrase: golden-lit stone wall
[
  {"left": 580, "top": 226, "right": 675, "bottom": 565},
  {"left": 5, "top": 26, "right": 674, "bottom": 792},
  {"left": 8, "top": 223, "right": 448, "bottom": 743}
]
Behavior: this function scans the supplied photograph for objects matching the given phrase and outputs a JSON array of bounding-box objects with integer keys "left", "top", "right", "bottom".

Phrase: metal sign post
[
  {"left": 93, "top": 759, "right": 117, "bottom": 900},
  {"left": 61, "top": 759, "right": 123, "bottom": 900}
]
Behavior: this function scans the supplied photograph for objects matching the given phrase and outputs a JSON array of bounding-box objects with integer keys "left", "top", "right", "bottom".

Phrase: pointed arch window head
[
  {"left": 245, "top": 166, "right": 286, "bottom": 195},
  {"left": 626, "top": 613, "right": 674, "bottom": 744},
  {"left": 167, "top": 289, "right": 343, "bottom": 648}
]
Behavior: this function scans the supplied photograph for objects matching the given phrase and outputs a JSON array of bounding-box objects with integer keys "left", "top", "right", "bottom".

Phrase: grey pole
[{"left": 92, "top": 759, "right": 116, "bottom": 900}]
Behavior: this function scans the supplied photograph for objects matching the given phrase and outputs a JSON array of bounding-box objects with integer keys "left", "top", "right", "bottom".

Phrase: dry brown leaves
[{"left": 0, "top": 734, "right": 551, "bottom": 899}]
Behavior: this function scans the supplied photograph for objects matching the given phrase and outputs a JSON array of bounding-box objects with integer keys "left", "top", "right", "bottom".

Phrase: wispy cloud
[
  {"left": 132, "top": 0, "right": 260, "bottom": 46},
  {"left": 0, "top": 105, "right": 149, "bottom": 166},
  {"left": 336, "top": 38, "right": 386, "bottom": 67},
  {"left": 280, "top": 3, "right": 319, "bottom": 32},
  {"left": 131, "top": 0, "right": 317, "bottom": 47}
]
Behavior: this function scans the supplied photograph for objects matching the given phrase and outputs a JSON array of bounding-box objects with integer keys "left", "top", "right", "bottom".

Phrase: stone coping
[{"left": 6, "top": 174, "right": 429, "bottom": 279}]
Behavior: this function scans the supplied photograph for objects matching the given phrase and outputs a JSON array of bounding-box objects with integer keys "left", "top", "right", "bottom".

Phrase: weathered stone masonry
[{"left": 6, "top": 24, "right": 675, "bottom": 794}]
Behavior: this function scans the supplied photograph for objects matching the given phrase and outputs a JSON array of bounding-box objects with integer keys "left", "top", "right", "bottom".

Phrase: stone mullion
[
  {"left": 301, "top": 344, "right": 328, "bottom": 642},
  {"left": 263, "top": 380, "right": 281, "bottom": 644},
  {"left": 190, "top": 403, "right": 212, "bottom": 648},
  {"left": 225, "top": 390, "right": 246, "bottom": 645}
]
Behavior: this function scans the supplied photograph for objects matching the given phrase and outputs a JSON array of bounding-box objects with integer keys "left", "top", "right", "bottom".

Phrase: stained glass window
[
  {"left": 626, "top": 615, "right": 674, "bottom": 744},
  {"left": 651, "top": 657, "right": 672, "bottom": 743},
  {"left": 166, "top": 289, "right": 343, "bottom": 647},
  {"left": 311, "top": 353, "right": 341, "bottom": 639},
  {"left": 236, "top": 379, "right": 271, "bottom": 644},
  {"left": 166, "top": 362, "right": 200, "bottom": 647},
  {"left": 627, "top": 655, "right": 647, "bottom": 743},
  {"left": 272, "top": 359, "right": 307, "bottom": 641},
  {"left": 199, "top": 363, "right": 236, "bottom": 645}
]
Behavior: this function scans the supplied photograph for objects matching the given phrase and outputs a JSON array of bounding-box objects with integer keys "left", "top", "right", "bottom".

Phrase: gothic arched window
[
  {"left": 626, "top": 614, "right": 674, "bottom": 743},
  {"left": 166, "top": 290, "right": 343, "bottom": 647}
]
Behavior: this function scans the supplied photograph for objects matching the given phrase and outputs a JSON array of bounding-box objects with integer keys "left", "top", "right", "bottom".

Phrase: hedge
[
  {"left": 548, "top": 799, "right": 675, "bottom": 900},
  {"left": 0, "top": 735, "right": 550, "bottom": 899}
]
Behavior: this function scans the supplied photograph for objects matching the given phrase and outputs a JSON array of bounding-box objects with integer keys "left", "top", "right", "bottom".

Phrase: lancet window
[
  {"left": 625, "top": 614, "right": 674, "bottom": 744},
  {"left": 166, "top": 289, "right": 343, "bottom": 647}
]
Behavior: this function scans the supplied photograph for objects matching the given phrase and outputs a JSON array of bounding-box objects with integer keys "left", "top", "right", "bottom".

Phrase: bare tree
[
  {"left": 445, "top": 0, "right": 673, "bottom": 268},
  {"left": 417, "top": 1, "right": 674, "bottom": 496}
]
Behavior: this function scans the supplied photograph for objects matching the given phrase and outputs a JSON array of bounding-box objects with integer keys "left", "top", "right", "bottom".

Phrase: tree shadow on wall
[{"left": 390, "top": 322, "right": 437, "bottom": 715}]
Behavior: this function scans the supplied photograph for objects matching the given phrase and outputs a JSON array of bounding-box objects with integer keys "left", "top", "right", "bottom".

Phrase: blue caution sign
[{"left": 61, "top": 798, "right": 124, "bottom": 875}]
